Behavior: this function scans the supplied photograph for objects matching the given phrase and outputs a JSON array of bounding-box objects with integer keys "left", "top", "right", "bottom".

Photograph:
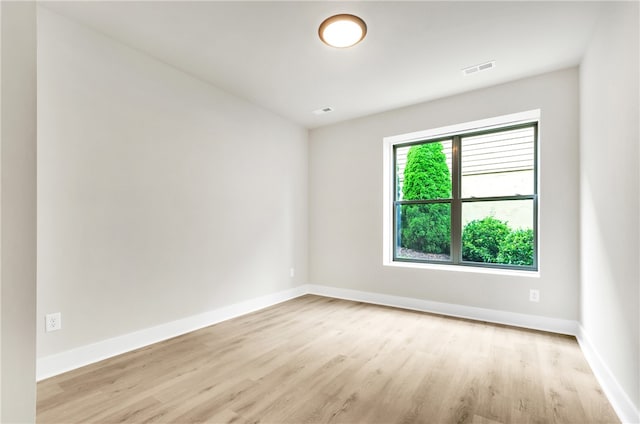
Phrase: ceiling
[{"left": 41, "top": 1, "right": 605, "bottom": 129}]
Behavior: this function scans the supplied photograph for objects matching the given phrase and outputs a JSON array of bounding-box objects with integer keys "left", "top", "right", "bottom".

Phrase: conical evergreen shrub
[{"left": 401, "top": 142, "right": 451, "bottom": 253}]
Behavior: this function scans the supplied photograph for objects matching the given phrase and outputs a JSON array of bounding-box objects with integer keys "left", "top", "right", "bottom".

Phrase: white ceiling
[{"left": 41, "top": 1, "right": 605, "bottom": 129}]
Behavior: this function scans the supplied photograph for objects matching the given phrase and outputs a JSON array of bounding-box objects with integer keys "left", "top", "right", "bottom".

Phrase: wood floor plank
[{"left": 37, "top": 295, "right": 620, "bottom": 424}]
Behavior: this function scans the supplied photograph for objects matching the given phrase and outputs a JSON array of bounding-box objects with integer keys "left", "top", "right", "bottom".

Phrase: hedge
[
  {"left": 462, "top": 217, "right": 534, "bottom": 265},
  {"left": 461, "top": 217, "right": 510, "bottom": 263}
]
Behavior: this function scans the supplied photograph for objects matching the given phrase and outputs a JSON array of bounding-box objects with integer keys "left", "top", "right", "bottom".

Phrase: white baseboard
[
  {"left": 37, "top": 283, "right": 638, "bottom": 424},
  {"left": 304, "top": 284, "right": 578, "bottom": 335},
  {"left": 576, "top": 326, "right": 640, "bottom": 424},
  {"left": 36, "top": 285, "right": 307, "bottom": 381}
]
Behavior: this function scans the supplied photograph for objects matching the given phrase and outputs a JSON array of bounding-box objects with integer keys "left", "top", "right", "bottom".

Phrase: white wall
[
  {"left": 579, "top": 1, "right": 639, "bottom": 415},
  {"left": 1, "top": 5, "right": 3, "bottom": 418},
  {"left": 37, "top": 8, "right": 308, "bottom": 358},
  {"left": 310, "top": 68, "right": 579, "bottom": 320},
  {"left": 1, "top": 2, "right": 37, "bottom": 422}
]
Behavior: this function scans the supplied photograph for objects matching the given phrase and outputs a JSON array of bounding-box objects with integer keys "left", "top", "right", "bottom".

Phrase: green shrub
[
  {"left": 497, "top": 228, "right": 534, "bottom": 266},
  {"left": 401, "top": 142, "right": 451, "bottom": 253},
  {"left": 462, "top": 217, "right": 510, "bottom": 263},
  {"left": 403, "top": 142, "right": 451, "bottom": 200},
  {"left": 401, "top": 204, "right": 450, "bottom": 254}
]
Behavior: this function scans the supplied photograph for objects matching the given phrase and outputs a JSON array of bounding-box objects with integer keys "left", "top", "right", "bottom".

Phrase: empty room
[{"left": 1, "top": 1, "right": 638, "bottom": 423}]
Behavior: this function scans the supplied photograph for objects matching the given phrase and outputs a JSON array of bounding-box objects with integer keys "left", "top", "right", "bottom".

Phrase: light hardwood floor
[{"left": 37, "top": 295, "right": 619, "bottom": 423}]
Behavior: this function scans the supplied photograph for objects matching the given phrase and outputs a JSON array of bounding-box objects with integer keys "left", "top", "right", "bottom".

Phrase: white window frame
[{"left": 382, "top": 110, "right": 541, "bottom": 275}]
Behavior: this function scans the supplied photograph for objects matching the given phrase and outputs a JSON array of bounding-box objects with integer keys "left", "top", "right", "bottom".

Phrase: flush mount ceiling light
[{"left": 318, "top": 14, "right": 367, "bottom": 48}]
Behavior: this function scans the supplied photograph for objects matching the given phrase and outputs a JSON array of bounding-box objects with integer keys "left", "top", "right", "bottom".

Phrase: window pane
[
  {"left": 461, "top": 200, "right": 534, "bottom": 266},
  {"left": 396, "top": 203, "right": 451, "bottom": 261},
  {"left": 396, "top": 140, "right": 452, "bottom": 201},
  {"left": 461, "top": 127, "right": 534, "bottom": 198}
]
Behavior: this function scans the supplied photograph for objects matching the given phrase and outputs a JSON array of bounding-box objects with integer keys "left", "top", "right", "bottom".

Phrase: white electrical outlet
[
  {"left": 290, "top": 268, "right": 295, "bottom": 278},
  {"left": 529, "top": 289, "right": 540, "bottom": 303},
  {"left": 45, "top": 312, "right": 62, "bottom": 332}
]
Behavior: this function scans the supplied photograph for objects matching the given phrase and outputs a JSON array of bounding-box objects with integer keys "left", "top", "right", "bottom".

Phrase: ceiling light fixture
[{"left": 318, "top": 14, "right": 367, "bottom": 48}]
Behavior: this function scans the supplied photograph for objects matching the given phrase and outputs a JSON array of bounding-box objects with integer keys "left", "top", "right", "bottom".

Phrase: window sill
[{"left": 383, "top": 260, "right": 540, "bottom": 278}]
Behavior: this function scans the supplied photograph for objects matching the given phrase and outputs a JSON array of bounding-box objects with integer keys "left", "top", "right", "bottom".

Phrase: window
[{"left": 383, "top": 111, "right": 538, "bottom": 271}]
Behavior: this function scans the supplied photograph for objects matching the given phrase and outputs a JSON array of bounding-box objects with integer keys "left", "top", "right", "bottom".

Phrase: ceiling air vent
[
  {"left": 462, "top": 60, "right": 496, "bottom": 76},
  {"left": 313, "top": 107, "right": 334, "bottom": 115}
]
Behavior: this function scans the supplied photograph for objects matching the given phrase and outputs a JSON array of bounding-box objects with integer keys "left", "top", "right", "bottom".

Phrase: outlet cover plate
[
  {"left": 45, "top": 312, "right": 62, "bottom": 332},
  {"left": 529, "top": 289, "right": 540, "bottom": 303}
]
